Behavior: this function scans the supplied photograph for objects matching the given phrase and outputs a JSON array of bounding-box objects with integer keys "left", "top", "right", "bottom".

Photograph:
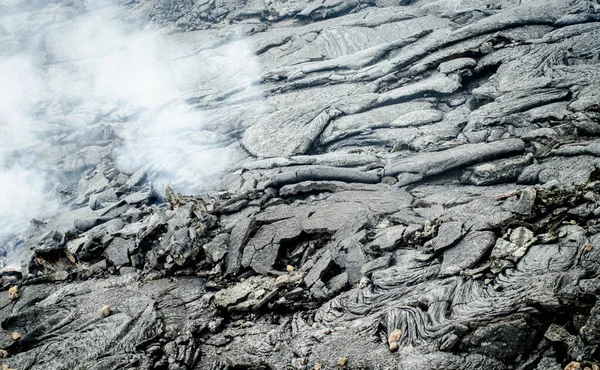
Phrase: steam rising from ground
[
  {"left": 0, "top": 2, "right": 264, "bottom": 246},
  {"left": 0, "top": 55, "right": 62, "bottom": 243}
]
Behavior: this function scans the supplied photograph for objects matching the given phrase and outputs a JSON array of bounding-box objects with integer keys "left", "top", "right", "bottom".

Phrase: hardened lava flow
[{"left": 2, "top": 0, "right": 600, "bottom": 369}]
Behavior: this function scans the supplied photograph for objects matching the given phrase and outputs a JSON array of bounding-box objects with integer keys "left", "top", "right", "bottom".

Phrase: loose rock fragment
[
  {"left": 338, "top": 357, "right": 348, "bottom": 366},
  {"left": 565, "top": 362, "right": 581, "bottom": 370},
  {"left": 439, "top": 333, "right": 460, "bottom": 351},
  {"left": 440, "top": 231, "right": 496, "bottom": 275},
  {"left": 432, "top": 221, "right": 464, "bottom": 251},
  {"left": 0, "top": 350, "right": 8, "bottom": 358},
  {"left": 388, "top": 329, "right": 402, "bottom": 351},
  {"left": 358, "top": 277, "right": 371, "bottom": 289},
  {"left": 11, "top": 333, "right": 20, "bottom": 341},
  {"left": 502, "top": 187, "right": 536, "bottom": 216},
  {"left": 544, "top": 324, "right": 576, "bottom": 347},
  {"left": 7, "top": 286, "right": 19, "bottom": 301},
  {"left": 389, "top": 329, "right": 402, "bottom": 342},
  {"left": 102, "top": 305, "right": 111, "bottom": 317}
]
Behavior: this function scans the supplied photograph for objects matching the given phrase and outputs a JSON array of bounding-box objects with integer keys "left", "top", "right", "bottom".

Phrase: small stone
[
  {"left": 2, "top": 364, "right": 14, "bottom": 370},
  {"left": 388, "top": 329, "right": 402, "bottom": 343},
  {"left": 388, "top": 328, "right": 402, "bottom": 352},
  {"left": 544, "top": 324, "right": 576, "bottom": 346},
  {"left": 315, "top": 362, "right": 323, "bottom": 370},
  {"left": 359, "top": 277, "right": 371, "bottom": 289},
  {"left": 323, "top": 328, "right": 332, "bottom": 335},
  {"left": 11, "top": 332, "right": 20, "bottom": 341},
  {"left": 8, "top": 286, "right": 19, "bottom": 301},
  {"left": 439, "top": 333, "right": 460, "bottom": 351},
  {"left": 273, "top": 342, "right": 282, "bottom": 352},
  {"left": 453, "top": 323, "right": 469, "bottom": 334},
  {"left": 0, "top": 350, "right": 8, "bottom": 358},
  {"left": 565, "top": 362, "right": 581, "bottom": 370},
  {"left": 286, "top": 265, "right": 295, "bottom": 272},
  {"left": 300, "top": 358, "right": 308, "bottom": 365},
  {"left": 102, "top": 305, "right": 111, "bottom": 317},
  {"left": 338, "top": 357, "right": 348, "bottom": 367},
  {"left": 585, "top": 244, "right": 594, "bottom": 252},
  {"left": 570, "top": 220, "right": 577, "bottom": 225}
]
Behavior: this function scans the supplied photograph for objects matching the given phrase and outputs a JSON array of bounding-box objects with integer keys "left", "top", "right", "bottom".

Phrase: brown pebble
[
  {"left": 315, "top": 362, "right": 323, "bottom": 370},
  {"left": 584, "top": 367, "right": 591, "bottom": 370},
  {"left": 102, "top": 305, "right": 111, "bottom": 317},
  {"left": 323, "top": 328, "right": 332, "bottom": 335},
  {"left": 388, "top": 329, "right": 402, "bottom": 343},
  {"left": 7, "top": 286, "right": 19, "bottom": 301},
  {"left": 565, "top": 362, "right": 581, "bottom": 370},
  {"left": 273, "top": 342, "right": 282, "bottom": 352},
  {"left": 585, "top": 244, "right": 594, "bottom": 252},
  {"left": 592, "top": 365, "right": 600, "bottom": 370},
  {"left": 0, "top": 350, "right": 7, "bottom": 358},
  {"left": 570, "top": 220, "right": 577, "bottom": 225},
  {"left": 10, "top": 332, "right": 20, "bottom": 341},
  {"left": 1, "top": 364, "right": 14, "bottom": 370},
  {"left": 338, "top": 357, "right": 348, "bottom": 367},
  {"left": 299, "top": 358, "right": 307, "bottom": 365},
  {"left": 389, "top": 341, "right": 399, "bottom": 352},
  {"left": 286, "top": 265, "right": 295, "bottom": 272}
]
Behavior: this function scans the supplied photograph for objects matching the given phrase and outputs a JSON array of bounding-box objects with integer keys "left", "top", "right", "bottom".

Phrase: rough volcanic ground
[{"left": 2, "top": 0, "right": 600, "bottom": 369}]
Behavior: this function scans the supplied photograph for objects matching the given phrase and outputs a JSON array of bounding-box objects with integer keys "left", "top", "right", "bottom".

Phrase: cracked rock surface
[{"left": 2, "top": 0, "right": 600, "bottom": 369}]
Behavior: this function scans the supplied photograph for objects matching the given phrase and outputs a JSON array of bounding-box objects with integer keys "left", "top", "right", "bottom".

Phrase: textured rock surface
[{"left": 2, "top": 0, "right": 600, "bottom": 369}]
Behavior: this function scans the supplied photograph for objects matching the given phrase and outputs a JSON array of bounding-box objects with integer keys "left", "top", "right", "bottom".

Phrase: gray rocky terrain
[{"left": 1, "top": 0, "right": 600, "bottom": 369}]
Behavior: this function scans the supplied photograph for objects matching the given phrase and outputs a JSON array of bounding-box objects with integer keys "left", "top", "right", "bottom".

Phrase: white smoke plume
[
  {"left": 0, "top": 54, "right": 63, "bottom": 244},
  {"left": 0, "top": 1, "right": 264, "bottom": 248}
]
